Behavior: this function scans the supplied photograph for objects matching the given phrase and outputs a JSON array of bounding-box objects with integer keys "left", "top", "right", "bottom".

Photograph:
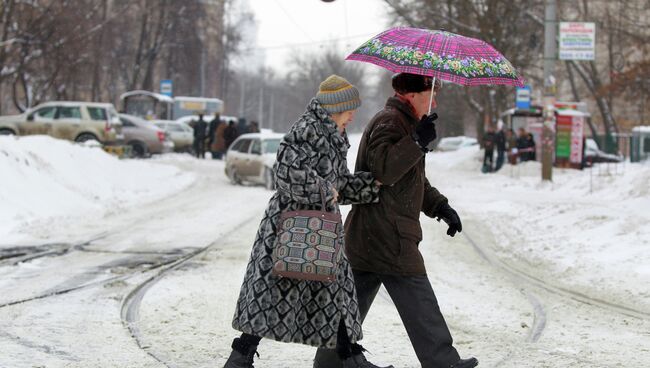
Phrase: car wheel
[
  {"left": 75, "top": 133, "right": 98, "bottom": 143},
  {"left": 0, "top": 128, "right": 15, "bottom": 136},
  {"left": 226, "top": 165, "right": 242, "bottom": 185},
  {"left": 264, "top": 168, "right": 275, "bottom": 190},
  {"left": 130, "top": 142, "right": 148, "bottom": 158}
]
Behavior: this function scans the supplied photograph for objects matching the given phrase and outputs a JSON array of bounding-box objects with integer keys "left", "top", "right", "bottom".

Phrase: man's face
[{"left": 408, "top": 89, "right": 437, "bottom": 118}]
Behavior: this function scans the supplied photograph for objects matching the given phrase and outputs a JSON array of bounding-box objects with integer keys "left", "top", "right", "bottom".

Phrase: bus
[{"left": 119, "top": 90, "right": 224, "bottom": 121}]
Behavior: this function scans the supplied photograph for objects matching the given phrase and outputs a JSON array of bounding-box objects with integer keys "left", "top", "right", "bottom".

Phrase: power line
[
  {"left": 244, "top": 32, "right": 378, "bottom": 51},
  {"left": 271, "top": 0, "right": 315, "bottom": 42}
]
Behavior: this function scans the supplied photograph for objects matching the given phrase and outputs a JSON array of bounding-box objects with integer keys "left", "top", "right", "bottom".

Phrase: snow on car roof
[
  {"left": 237, "top": 132, "right": 284, "bottom": 140},
  {"left": 120, "top": 90, "right": 174, "bottom": 103}
]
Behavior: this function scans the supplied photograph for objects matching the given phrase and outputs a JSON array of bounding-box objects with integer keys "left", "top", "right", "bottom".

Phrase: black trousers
[{"left": 314, "top": 270, "right": 460, "bottom": 368}]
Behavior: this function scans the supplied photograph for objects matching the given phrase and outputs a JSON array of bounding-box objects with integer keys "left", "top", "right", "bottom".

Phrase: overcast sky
[{"left": 247, "top": 0, "right": 392, "bottom": 72}]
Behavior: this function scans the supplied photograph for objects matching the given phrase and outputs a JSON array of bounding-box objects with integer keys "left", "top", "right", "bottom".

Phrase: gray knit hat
[{"left": 315, "top": 75, "right": 362, "bottom": 114}]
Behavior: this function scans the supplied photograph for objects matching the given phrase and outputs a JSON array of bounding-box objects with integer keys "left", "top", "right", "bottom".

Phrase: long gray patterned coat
[{"left": 232, "top": 98, "right": 380, "bottom": 348}]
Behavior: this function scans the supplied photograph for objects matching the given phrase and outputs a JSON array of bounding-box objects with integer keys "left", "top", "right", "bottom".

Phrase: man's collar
[{"left": 386, "top": 94, "right": 418, "bottom": 122}]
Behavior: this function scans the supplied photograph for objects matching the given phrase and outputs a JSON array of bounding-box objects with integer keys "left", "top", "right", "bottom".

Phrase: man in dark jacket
[
  {"left": 494, "top": 124, "right": 507, "bottom": 171},
  {"left": 223, "top": 121, "right": 239, "bottom": 151},
  {"left": 193, "top": 114, "right": 208, "bottom": 159},
  {"left": 482, "top": 125, "right": 496, "bottom": 173},
  {"left": 314, "top": 73, "right": 477, "bottom": 368}
]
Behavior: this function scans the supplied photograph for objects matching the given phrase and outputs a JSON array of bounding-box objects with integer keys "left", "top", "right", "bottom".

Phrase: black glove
[
  {"left": 436, "top": 202, "right": 462, "bottom": 237},
  {"left": 413, "top": 113, "right": 438, "bottom": 151}
]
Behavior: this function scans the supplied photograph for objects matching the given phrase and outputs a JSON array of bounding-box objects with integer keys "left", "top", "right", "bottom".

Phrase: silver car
[
  {"left": 0, "top": 101, "right": 123, "bottom": 144},
  {"left": 119, "top": 114, "right": 174, "bottom": 157},
  {"left": 153, "top": 120, "right": 194, "bottom": 152},
  {"left": 225, "top": 133, "right": 284, "bottom": 190}
]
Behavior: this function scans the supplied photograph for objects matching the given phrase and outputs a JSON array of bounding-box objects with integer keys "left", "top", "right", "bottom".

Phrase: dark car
[{"left": 584, "top": 138, "right": 624, "bottom": 166}]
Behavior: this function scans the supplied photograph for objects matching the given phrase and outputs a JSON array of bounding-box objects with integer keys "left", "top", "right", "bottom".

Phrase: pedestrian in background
[
  {"left": 506, "top": 128, "right": 517, "bottom": 164},
  {"left": 516, "top": 127, "right": 529, "bottom": 162},
  {"left": 224, "top": 75, "right": 388, "bottom": 368},
  {"left": 223, "top": 121, "right": 239, "bottom": 152},
  {"left": 482, "top": 125, "right": 496, "bottom": 173},
  {"left": 526, "top": 133, "right": 537, "bottom": 161},
  {"left": 211, "top": 118, "right": 227, "bottom": 159},
  {"left": 193, "top": 113, "right": 207, "bottom": 159},
  {"left": 248, "top": 121, "right": 260, "bottom": 133},
  {"left": 494, "top": 122, "right": 506, "bottom": 171},
  {"left": 208, "top": 112, "right": 222, "bottom": 159}
]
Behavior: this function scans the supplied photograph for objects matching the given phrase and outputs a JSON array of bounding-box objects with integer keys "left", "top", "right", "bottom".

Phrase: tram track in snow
[
  {"left": 119, "top": 215, "right": 259, "bottom": 368},
  {"left": 461, "top": 227, "right": 650, "bottom": 368}
]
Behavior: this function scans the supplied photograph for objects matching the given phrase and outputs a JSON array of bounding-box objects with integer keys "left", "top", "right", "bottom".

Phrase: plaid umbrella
[{"left": 347, "top": 27, "right": 525, "bottom": 87}]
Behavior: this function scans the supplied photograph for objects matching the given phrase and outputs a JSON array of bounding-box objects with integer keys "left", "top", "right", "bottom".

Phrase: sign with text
[
  {"left": 559, "top": 22, "right": 596, "bottom": 60},
  {"left": 516, "top": 86, "right": 531, "bottom": 109},
  {"left": 160, "top": 79, "right": 173, "bottom": 97}
]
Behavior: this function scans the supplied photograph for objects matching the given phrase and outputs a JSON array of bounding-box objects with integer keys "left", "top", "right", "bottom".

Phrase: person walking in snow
[
  {"left": 192, "top": 113, "right": 208, "bottom": 159},
  {"left": 224, "top": 75, "right": 391, "bottom": 368},
  {"left": 313, "top": 73, "right": 478, "bottom": 368}
]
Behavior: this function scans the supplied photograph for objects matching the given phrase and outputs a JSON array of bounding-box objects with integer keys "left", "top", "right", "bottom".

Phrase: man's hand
[
  {"left": 413, "top": 113, "right": 438, "bottom": 151},
  {"left": 436, "top": 203, "right": 462, "bottom": 237}
]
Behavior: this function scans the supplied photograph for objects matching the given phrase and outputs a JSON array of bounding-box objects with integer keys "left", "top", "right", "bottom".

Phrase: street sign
[
  {"left": 516, "top": 86, "right": 531, "bottom": 109},
  {"left": 559, "top": 22, "right": 596, "bottom": 61},
  {"left": 160, "top": 79, "right": 173, "bottom": 97}
]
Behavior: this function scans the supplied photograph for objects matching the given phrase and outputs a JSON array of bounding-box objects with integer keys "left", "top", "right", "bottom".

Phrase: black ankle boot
[
  {"left": 341, "top": 352, "right": 394, "bottom": 368},
  {"left": 450, "top": 357, "right": 478, "bottom": 368},
  {"left": 224, "top": 337, "right": 259, "bottom": 368}
]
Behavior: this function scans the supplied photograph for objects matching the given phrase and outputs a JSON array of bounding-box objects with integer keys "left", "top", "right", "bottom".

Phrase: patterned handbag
[{"left": 272, "top": 185, "right": 342, "bottom": 283}]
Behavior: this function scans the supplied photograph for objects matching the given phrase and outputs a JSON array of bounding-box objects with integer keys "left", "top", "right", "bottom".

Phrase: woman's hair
[{"left": 392, "top": 73, "right": 442, "bottom": 94}]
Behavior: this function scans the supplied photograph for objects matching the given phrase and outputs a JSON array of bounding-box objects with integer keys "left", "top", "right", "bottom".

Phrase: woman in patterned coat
[{"left": 224, "top": 75, "right": 392, "bottom": 368}]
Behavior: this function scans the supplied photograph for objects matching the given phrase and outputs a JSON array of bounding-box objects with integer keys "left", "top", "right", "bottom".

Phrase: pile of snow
[
  {"left": 0, "top": 136, "right": 195, "bottom": 245},
  {"left": 425, "top": 147, "right": 650, "bottom": 310}
]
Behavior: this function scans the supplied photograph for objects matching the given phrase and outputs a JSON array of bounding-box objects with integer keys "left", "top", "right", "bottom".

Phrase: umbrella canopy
[{"left": 347, "top": 27, "right": 525, "bottom": 87}]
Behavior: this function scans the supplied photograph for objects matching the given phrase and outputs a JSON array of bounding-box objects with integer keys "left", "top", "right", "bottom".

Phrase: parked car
[
  {"left": 153, "top": 120, "right": 193, "bottom": 152},
  {"left": 435, "top": 136, "right": 479, "bottom": 151},
  {"left": 118, "top": 114, "right": 173, "bottom": 157},
  {"left": 0, "top": 101, "right": 123, "bottom": 144},
  {"left": 584, "top": 138, "right": 624, "bottom": 166},
  {"left": 225, "top": 132, "right": 284, "bottom": 190}
]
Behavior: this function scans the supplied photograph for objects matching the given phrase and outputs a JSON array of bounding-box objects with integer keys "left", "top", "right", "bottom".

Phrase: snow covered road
[{"left": 1, "top": 136, "right": 649, "bottom": 367}]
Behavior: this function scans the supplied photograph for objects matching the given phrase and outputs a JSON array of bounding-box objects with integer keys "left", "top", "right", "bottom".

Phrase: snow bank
[
  {"left": 0, "top": 136, "right": 195, "bottom": 245},
  {"left": 425, "top": 147, "right": 650, "bottom": 309}
]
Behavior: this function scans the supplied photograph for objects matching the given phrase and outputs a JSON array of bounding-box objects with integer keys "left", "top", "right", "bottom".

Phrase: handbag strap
[{"left": 318, "top": 182, "right": 328, "bottom": 210}]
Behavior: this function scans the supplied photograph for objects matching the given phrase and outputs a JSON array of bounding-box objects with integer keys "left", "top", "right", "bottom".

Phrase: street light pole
[{"left": 542, "top": 0, "right": 557, "bottom": 181}]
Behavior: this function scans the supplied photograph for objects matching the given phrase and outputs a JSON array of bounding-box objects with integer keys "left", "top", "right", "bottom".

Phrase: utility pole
[
  {"left": 238, "top": 78, "right": 245, "bottom": 118},
  {"left": 542, "top": 0, "right": 557, "bottom": 181},
  {"left": 258, "top": 85, "right": 264, "bottom": 129},
  {"left": 269, "top": 93, "right": 275, "bottom": 132}
]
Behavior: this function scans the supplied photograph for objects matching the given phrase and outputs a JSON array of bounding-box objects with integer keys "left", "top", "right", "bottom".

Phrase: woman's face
[{"left": 331, "top": 109, "right": 356, "bottom": 133}]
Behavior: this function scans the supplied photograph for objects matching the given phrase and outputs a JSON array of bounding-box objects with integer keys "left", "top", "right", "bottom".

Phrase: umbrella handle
[{"left": 427, "top": 77, "right": 436, "bottom": 116}]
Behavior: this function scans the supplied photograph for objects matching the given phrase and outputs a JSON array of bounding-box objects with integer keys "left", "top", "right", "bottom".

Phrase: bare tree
[{"left": 382, "top": 0, "right": 545, "bottom": 140}]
